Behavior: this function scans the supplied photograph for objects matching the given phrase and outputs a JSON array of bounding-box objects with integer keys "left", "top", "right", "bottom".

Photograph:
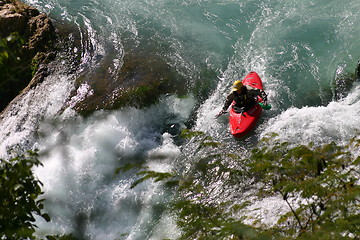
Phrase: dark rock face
[
  {"left": 0, "top": 0, "right": 56, "bottom": 112},
  {"left": 333, "top": 62, "right": 360, "bottom": 101},
  {"left": 0, "top": 6, "right": 27, "bottom": 35},
  {"left": 72, "top": 48, "right": 185, "bottom": 116},
  {"left": 0, "top": 0, "right": 54, "bottom": 46}
]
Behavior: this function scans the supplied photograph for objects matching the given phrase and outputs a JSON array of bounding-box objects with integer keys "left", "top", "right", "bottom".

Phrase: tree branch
[{"left": 280, "top": 191, "right": 304, "bottom": 230}]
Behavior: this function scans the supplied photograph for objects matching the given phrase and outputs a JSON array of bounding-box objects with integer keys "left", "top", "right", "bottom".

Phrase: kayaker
[{"left": 218, "top": 80, "right": 268, "bottom": 115}]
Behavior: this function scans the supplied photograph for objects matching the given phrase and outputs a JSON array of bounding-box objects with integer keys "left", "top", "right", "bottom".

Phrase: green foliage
[
  {"left": 0, "top": 32, "right": 24, "bottom": 61},
  {"left": 172, "top": 175, "right": 273, "bottom": 240},
  {"left": 130, "top": 170, "right": 174, "bottom": 189},
  {"left": 123, "top": 130, "right": 360, "bottom": 239},
  {"left": 46, "top": 234, "right": 80, "bottom": 240},
  {"left": 123, "top": 129, "right": 270, "bottom": 239},
  {"left": 171, "top": 131, "right": 276, "bottom": 239},
  {"left": 180, "top": 129, "right": 205, "bottom": 139},
  {"left": 248, "top": 137, "right": 360, "bottom": 238},
  {"left": 114, "top": 162, "right": 144, "bottom": 176},
  {"left": 0, "top": 33, "right": 25, "bottom": 85},
  {"left": 0, "top": 32, "right": 32, "bottom": 111},
  {"left": 0, "top": 150, "right": 50, "bottom": 240},
  {"left": 31, "top": 52, "right": 47, "bottom": 77},
  {"left": 173, "top": 198, "right": 265, "bottom": 240},
  {"left": 180, "top": 129, "right": 223, "bottom": 152}
]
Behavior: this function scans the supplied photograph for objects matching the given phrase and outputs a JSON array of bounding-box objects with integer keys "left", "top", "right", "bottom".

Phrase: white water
[
  {"left": 32, "top": 95, "right": 194, "bottom": 239},
  {"left": 261, "top": 83, "right": 360, "bottom": 145},
  {"left": 0, "top": 68, "right": 76, "bottom": 157}
]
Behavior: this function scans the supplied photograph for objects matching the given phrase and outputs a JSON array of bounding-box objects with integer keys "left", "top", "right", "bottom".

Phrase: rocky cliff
[{"left": 0, "top": 0, "right": 56, "bottom": 111}]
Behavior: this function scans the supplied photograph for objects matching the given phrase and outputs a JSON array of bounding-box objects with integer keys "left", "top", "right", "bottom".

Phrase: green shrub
[
  {"left": 249, "top": 137, "right": 360, "bottom": 239},
  {"left": 126, "top": 130, "right": 360, "bottom": 239},
  {"left": 0, "top": 150, "right": 50, "bottom": 240}
]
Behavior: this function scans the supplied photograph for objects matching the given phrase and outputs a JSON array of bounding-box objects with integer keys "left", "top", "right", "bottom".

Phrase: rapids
[{"left": 1, "top": 0, "right": 360, "bottom": 239}]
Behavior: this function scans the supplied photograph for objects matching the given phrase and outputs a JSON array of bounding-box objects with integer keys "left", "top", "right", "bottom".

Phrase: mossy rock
[{"left": 71, "top": 45, "right": 187, "bottom": 116}]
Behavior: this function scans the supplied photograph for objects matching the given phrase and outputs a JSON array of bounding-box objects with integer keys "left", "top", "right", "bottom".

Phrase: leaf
[
  {"left": 180, "top": 129, "right": 204, "bottom": 139},
  {"left": 0, "top": 149, "right": 50, "bottom": 238},
  {"left": 130, "top": 171, "right": 174, "bottom": 189},
  {"left": 114, "top": 162, "right": 145, "bottom": 175},
  {"left": 353, "top": 156, "right": 360, "bottom": 165},
  {"left": 200, "top": 141, "right": 222, "bottom": 148},
  {"left": 42, "top": 213, "right": 51, "bottom": 222}
]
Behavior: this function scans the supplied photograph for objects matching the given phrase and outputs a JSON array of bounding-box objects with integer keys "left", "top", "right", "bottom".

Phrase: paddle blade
[{"left": 259, "top": 102, "right": 272, "bottom": 110}]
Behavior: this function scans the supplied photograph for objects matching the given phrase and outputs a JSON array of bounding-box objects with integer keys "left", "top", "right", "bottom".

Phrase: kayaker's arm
[
  {"left": 216, "top": 93, "right": 235, "bottom": 117},
  {"left": 249, "top": 87, "right": 268, "bottom": 104},
  {"left": 260, "top": 90, "right": 268, "bottom": 104},
  {"left": 222, "top": 93, "right": 235, "bottom": 111}
]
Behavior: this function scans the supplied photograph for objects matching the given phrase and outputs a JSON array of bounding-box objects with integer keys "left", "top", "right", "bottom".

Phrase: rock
[
  {"left": 70, "top": 44, "right": 189, "bottom": 116},
  {"left": 0, "top": 0, "right": 40, "bottom": 37},
  {"left": 25, "top": 13, "right": 55, "bottom": 53},
  {"left": 356, "top": 61, "right": 360, "bottom": 81},
  {"left": 0, "top": 8, "right": 27, "bottom": 35},
  {"left": 0, "top": 0, "right": 56, "bottom": 112},
  {"left": 0, "top": 0, "right": 55, "bottom": 53},
  {"left": 333, "top": 63, "right": 359, "bottom": 100}
]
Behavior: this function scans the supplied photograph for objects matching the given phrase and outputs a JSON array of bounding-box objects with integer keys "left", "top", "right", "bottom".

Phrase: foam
[
  {"left": 33, "top": 95, "right": 193, "bottom": 238},
  {"left": 261, "top": 84, "right": 360, "bottom": 145}
]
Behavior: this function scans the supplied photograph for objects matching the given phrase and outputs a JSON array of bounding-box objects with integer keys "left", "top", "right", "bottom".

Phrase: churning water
[{"left": 1, "top": 0, "right": 360, "bottom": 239}]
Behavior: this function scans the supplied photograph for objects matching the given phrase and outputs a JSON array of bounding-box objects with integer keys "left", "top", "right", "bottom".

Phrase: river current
[{"left": 1, "top": 0, "right": 360, "bottom": 239}]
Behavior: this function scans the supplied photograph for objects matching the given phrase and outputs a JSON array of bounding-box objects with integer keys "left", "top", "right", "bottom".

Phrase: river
[{"left": 1, "top": 0, "right": 359, "bottom": 239}]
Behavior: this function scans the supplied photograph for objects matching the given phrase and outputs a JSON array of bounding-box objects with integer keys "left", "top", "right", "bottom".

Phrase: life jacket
[{"left": 232, "top": 88, "right": 256, "bottom": 110}]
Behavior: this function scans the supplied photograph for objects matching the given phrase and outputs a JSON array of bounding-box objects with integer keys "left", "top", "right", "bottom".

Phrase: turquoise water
[{"left": 1, "top": 0, "right": 359, "bottom": 239}]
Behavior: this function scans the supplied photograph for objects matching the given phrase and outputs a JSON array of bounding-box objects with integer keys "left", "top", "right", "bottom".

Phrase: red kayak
[{"left": 229, "top": 72, "right": 263, "bottom": 138}]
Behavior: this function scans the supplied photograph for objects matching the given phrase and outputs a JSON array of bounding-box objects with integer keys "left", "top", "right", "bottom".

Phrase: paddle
[
  {"left": 216, "top": 101, "right": 270, "bottom": 119},
  {"left": 215, "top": 110, "right": 227, "bottom": 118}
]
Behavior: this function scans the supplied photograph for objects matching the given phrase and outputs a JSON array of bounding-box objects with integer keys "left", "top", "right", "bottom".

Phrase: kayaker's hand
[
  {"left": 216, "top": 110, "right": 227, "bottom": 118},
  {"left": 261, "top": 95, "right": 267, "bottom": 105}
]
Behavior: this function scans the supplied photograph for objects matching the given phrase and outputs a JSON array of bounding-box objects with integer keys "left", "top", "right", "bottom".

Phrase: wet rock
[
  {"left": 72, "top": 47, "right": 185, "bottom": 116},
  {"left": 0, "top": 7, "right": 26, "bottom": 34},
  {"left": 333, "top": 62, "right": 359, "bottom": 100},
  {"left": 356, "top": 61, "right": 360, "bottom": 81},
  {"left": 0, "top": 0, "right": 56, "bottom": 112}
]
